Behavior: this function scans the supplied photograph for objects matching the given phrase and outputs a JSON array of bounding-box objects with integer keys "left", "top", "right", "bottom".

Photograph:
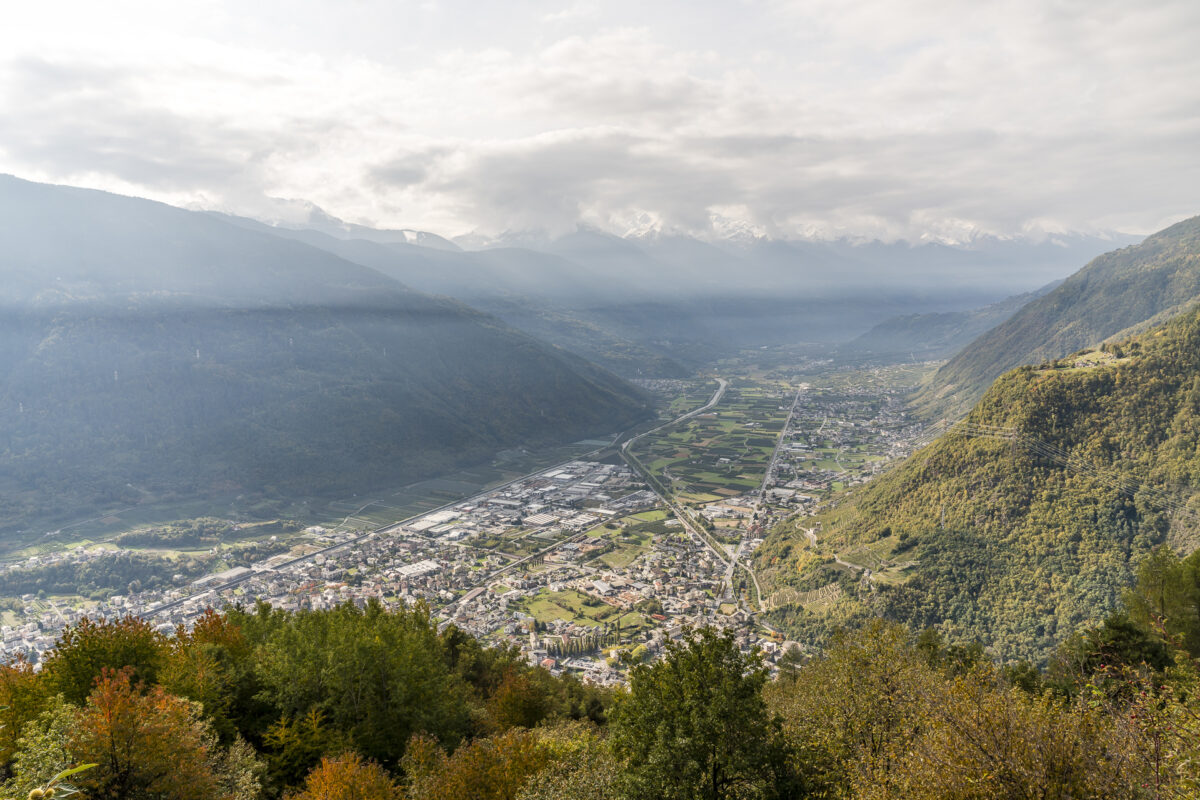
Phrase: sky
[{"left": 1, "top": 0, "right": 1198, "bottom": 242}]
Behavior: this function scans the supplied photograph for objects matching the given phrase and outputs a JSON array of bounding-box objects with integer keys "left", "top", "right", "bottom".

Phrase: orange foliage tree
[
  {"left": 283, "top": 752, "right": 401, "bottom": 800},
  {"left": 68, "top": 668, "right": 222, "bottom": 800}
]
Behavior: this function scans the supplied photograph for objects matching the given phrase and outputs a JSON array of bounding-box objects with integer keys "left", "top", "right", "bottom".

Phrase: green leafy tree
[
  {"left": 249, "top": 600, "right": 469, "bottom": 767},
  {"left": 2, "top": 696, "right": 77, "bottom": 797},
  {"left": 1124, "top": 547, "right": 1200, "bottom": 656},
  {"left": 41, "top": 616, "right": 168, "bottom": 705},
  {"left": 214, "top": 735, "right": 266, "bottom": 800},
  {"left": 610, "top": 628, "right": 793, "bottom": 800},
  {"left": 262, "top": 710, "right": 345, "bottom": 795},
  {"left": 0, "top": 657, "right": 51, "bottom": 769},
  {"left": 161, "top": 608, "right": 265, "bottom": 744}
]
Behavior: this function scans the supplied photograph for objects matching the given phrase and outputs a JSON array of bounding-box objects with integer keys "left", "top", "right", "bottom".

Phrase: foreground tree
[
  {"left": 0, "top": 657, "right": 50, "bottom": 769},
  {"left": 284, "top": 752, "right": 401, "bottom": 800},
  {"left": 243, "top": 599, "right": 470, "bottom": 767},
  {"left": 2, "top": 697, "right": 79, "bottom": 798},
  {"left": 766, "top": 619, "right": 938, "bottom": 796},
  {"left": 41, "top": 616, "right": 167, "bottom": 704},
  {"left": 402, "top": 728, "right": 551, "bottom": 800},
  {"left": 69, "top": 668, "right": 237, "bottom": 800},
  {"left": 515, "top": 723, "right": 621, "bottom": 800},
  {"left": 161, "top": 607, "right": 263, "bottom": 743},
  {"left": 1124, "top": 547, "right": 1200, "bottom": 656},
  {"left": 856, "top": 668, "right": 1137, "bottom": 800},
  {"left": 610, "top": 628, "right": 793, "bottom": 800}
]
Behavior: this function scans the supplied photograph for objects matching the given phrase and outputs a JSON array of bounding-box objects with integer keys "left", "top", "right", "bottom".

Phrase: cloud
[{"left": 0, "top": 0, "right": 1197, "bottom": 240}]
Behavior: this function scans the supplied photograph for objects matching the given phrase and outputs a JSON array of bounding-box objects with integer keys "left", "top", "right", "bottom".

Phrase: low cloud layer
[{"left": 1, "top": 0, "right": 1197, "bottom": 241}]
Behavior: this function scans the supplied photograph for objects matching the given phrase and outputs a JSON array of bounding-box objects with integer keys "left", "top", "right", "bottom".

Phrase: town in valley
[{"left": 0, "top": 363, "right": 930, "bottom": 683}]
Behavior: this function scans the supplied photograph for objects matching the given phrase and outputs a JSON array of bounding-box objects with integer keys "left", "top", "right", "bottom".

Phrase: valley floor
[{"left": 0, "top": 355, "right": 938, "bottom": 680}]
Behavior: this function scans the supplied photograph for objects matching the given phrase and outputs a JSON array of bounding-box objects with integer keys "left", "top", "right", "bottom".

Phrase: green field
[
  {"left": 581, "top": 510, "right": 669, "bottom": 569},
  {"left": 517, "top": 587, "right": 653, "bottom": 638},
  {"left": 630, "top": 380, "right": 790, "bottom": 505}
]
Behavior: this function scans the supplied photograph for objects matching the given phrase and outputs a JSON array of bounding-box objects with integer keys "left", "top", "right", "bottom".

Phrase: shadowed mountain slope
[{"left": 0, "top": 176, "right": 650, "bottom": 533}]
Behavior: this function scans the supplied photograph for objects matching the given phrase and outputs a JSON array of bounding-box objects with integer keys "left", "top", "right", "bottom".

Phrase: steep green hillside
[
  {"left": 0, "top": 177, "right": 650, "bottom": 535},
  {"left": 914, "top": 217, "right": 1200, "bottom": 419},
  {"left": 756, "top": 307, "right": 1200, "bottom": 660}
]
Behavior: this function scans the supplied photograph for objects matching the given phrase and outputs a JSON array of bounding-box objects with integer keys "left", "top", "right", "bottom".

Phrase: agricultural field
[
  {"left": 638, "top": 380, "right": 791, "bottom": 504},
  {"left": 583, "top": 509, "right": 677, "bottom": 569},
  {"left": 769, "top": 366, "right": 929, "bottom": 500},
  {"left": 516, "top": 588, "right": 650, "bottom": 634}
]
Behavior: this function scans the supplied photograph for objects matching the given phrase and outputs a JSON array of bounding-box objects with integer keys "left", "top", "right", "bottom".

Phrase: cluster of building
[
  {"left": 769, "top": 384, "right": 921, "bottom": 498},
  {"left": 0, "top": 460, "right": 790, "bottom": 680},
  {"left": 0, "top": 586, "right": 150, "bottom": 664}
]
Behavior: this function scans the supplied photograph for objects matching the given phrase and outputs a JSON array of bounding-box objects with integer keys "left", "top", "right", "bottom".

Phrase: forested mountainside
[
  {"left": 913, "top": 215, "right": 1200, "bottom": 420},
  {"left": 756, "top": 306, "right": 1200, "bottom": 661},
  {"left": 843, "top": 282, "right": 1059, "bottom": 361},
  {"left": 0, "top": 177, "right": 649, "bottom": 534}
]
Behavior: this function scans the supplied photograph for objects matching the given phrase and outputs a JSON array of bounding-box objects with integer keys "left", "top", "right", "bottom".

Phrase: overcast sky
[{"left": 1, "top": 0, "right": 1197, "bottom": 241}]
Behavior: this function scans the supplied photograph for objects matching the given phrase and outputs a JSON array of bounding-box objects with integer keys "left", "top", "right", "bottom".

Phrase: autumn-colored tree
[
  {"left": 402, "top": 729, "right": 552, "bottom": 800},
  {"left": 161, "top": 608, "right": 262, "bottom": 742},
  {"left": 489, "top": 668, "right": 549, "bottom": 730},
  {"left": 515, "top": 722, "right": 621, "bottom": 800},
  {"left": 41, "top": 616, "right": 168, "bottom": 704},
  {"left": 283, "top": 752, "right": 401, "bottom": 800},
  {"left": 185, "top": 607, "right": 252, "bottom": 656},
  {"left": 855, "top": 667, "right": 1138, "bottom": 800},
  {"left": 1100, "top": 654, "right": 1200, "bottom": 798},
  {"left": 0, "top": 656, "right": 50, "bottom": 768},
  {"left": 69, "top": 668, "right": 222, "bottom": 800},
  {"left": 766, "top": 619, "right": 940, "bottom": 796}
]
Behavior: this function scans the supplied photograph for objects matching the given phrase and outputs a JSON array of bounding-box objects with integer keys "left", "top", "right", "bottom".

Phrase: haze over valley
[{"left": 2, "top": 3, "right": 1200, "bottom": 798}]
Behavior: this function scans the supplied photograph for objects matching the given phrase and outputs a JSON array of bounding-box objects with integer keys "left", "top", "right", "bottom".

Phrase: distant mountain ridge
[
  {"left": 233, "top": 214, "right": 1132, "bottom": 378},
  {"left": 844, "top": 282, "right": 1062, "bottom": 361},
  {"left": 913, "top": 215, "right": 1200, "bottom": 420},
  {"left": 0, "top": 176, "right": 650, "bottom": 534}
]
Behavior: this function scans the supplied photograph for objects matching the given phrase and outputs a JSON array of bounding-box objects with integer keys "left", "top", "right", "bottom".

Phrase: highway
[
  {"left": 723, "top": 384, "right": 805, "bottom": 600},
  {"left": 621, "top": 378, "right": 728, "bottom": 456},
  {"left": 756, "top": 385, "right": 805, "bottom": 505},
  {"left": 618, "top": 379, "right": 739, "bottom": 586}
]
